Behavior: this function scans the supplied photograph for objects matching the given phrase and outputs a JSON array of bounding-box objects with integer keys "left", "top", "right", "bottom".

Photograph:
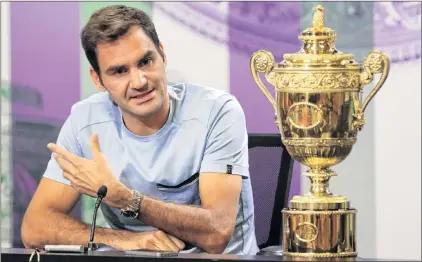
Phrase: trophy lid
[{"left": 282, "top": 5, "right": 356, "bottom": 67}]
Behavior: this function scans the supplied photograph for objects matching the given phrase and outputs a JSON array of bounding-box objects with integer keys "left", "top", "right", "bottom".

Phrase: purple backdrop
[
  {"left": 228, "top": 2, "right": 302, "bottom": 200},
  {"left": 11, "top": 2, "right": 81, "bottom": 246}
]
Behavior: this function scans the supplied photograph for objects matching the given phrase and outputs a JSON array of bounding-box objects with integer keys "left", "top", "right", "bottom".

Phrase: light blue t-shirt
[{"left": 43, "top": 83, "right": 258, "bottom": 255}]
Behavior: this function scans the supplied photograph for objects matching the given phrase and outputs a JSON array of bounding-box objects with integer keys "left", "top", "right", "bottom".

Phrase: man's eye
[
  {"left": 115, "top": 68, "right": 127, "bottom": 75},
  {"left": 139, "top": 58, "right": 152, "bottom": 67}
]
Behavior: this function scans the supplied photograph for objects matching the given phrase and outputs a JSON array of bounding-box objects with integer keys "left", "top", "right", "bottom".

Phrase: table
[{"left": 1, "top": 248, "right": 398, "bottom": 262}]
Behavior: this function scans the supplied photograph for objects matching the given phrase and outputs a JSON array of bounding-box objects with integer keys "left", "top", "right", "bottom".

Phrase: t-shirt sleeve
[
  {"left": 199, "top": 95, "right": 249, "bottom": 179},
  {"left": 43, "top": 113, "right": 82, "bottom": 186}
]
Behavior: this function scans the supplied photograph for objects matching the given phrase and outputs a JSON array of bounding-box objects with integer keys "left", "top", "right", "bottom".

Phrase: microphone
[{"left": 88, "top": 185, "right": 107, "bottom": 251}]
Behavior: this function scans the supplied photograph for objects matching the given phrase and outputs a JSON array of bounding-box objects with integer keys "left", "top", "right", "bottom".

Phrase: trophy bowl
[{"left": 250, "top": 5, "right": 390, "bottom": 258}]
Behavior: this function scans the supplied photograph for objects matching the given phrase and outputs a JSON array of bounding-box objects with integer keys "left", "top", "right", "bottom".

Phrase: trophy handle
[
  {"left": 250, "top": 50, "right": 277, "bottom": 112},
  {"left": 353, "top": 50, "right": 390, "bottom": 131}
]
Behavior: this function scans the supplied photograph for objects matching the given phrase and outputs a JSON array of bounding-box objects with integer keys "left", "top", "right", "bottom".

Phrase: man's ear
[
  {"left": 89, "top": 67, "right": 106, "bottom": 92},
  {"left": 159, "top": 42, "right": 167, "bottom": 66}
]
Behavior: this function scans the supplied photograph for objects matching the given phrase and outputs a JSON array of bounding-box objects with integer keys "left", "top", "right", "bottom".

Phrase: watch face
[{"left": 121, "top": 210, "right": 138, "bottom": 219}]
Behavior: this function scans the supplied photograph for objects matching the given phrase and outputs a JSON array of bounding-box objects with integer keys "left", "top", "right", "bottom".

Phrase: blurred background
[{"left": 0, "top": 1, "right": 420, "bottom": 260}]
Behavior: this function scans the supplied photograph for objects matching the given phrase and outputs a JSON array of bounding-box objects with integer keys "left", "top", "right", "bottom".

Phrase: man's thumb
[{"left": 90, "top": 134, "right": 102, "bottom": 158}]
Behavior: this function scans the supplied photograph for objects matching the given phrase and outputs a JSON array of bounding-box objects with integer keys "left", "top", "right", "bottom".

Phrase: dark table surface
[{"left": 1, "top": 248, "right": 402, "bottom": 262}]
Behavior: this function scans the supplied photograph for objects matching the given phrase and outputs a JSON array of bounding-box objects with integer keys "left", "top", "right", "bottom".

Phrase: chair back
[{"left": 248, "top": 133, "right": 294, "bottom": 249}]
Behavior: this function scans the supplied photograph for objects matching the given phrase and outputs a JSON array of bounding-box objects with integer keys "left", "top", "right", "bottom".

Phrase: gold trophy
[{"left": 250, "top": 5, "right": 390, "bottom": 258}]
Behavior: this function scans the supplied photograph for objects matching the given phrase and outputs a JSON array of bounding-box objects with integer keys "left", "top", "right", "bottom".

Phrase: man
[{"left": 21, "top": 5, "right": 258, "bottom": 255}]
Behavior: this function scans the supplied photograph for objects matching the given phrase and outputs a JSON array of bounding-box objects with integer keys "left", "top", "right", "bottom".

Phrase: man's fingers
[
  {"left": 55, "top": 155, "right": 78, "bottom": 174},
  {"left": 168, "top": 235, "right": 185, "bottom": 250},
  {"left": 155, "top": 231, "right": 180, "bottom": 252},
  {"left": 90, "top": 134, "right": 102, "bottom": 160},
  {"left": 48, "top": 143, "right": 79, "bottom": 164},
  {"left": 63, "top": 171, "right": 74, "bottom": 182},
  {"left": 151, "top": 234, "right": 173, "bottom": 251}
]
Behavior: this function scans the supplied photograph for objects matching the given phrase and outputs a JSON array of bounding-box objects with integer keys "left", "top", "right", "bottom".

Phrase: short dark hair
[{"left": 80, "top": 5, "right": 163, "bottom": 76}]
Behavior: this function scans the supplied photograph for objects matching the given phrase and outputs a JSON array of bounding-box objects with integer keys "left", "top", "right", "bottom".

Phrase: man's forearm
[
  {"left": 138, "top": 196, "right": 234, "bottom": 254},
  {"left": 21, "top": 207, "right": 125, "bottom": 249}
]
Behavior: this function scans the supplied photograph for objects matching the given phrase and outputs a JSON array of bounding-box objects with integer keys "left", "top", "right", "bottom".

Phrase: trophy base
[
  {"left": 282, "top": 208, "right": 357, "bottom": 258},
  {"left": 283, "top": 251, "right": 358, "bottom": 259}
]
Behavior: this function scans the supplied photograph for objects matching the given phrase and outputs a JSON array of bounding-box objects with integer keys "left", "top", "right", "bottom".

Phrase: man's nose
[{"left": 129, "top": 69, "right": 147, "bottom": 90}]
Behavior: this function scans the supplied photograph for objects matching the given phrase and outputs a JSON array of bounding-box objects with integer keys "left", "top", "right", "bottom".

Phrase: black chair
[{"left": 248, "top": 133, "right": 294, "bottom": 256}]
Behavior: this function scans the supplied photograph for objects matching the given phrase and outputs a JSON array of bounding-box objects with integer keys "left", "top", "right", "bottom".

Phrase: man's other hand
[{"left": 111, "top": 230, "right": 185, "bottom": 252}]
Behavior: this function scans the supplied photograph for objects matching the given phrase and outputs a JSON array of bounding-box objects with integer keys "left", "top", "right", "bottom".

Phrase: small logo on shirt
[{"left": 226, "top": 165, "right": 233, "bottom": 174}]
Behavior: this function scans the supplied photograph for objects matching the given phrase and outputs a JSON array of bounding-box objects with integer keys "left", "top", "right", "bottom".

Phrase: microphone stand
[{"left": 88, "top": 185, "right": 107, "bottom": 252}]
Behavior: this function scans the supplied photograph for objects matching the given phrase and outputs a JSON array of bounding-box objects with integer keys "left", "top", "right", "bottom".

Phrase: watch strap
[{"left": 120, "top": 189, "right": 143, "bottom": 219}]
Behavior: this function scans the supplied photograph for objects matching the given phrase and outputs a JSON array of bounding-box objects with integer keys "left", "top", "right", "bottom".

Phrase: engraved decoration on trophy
[{"left": 250, "top": 5, "right": 390, "bottom": 258}]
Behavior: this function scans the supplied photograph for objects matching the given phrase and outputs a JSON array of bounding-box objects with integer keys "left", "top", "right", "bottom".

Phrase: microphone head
[{"left": 97, "top": 185, "right": 107, "bottom": 199}]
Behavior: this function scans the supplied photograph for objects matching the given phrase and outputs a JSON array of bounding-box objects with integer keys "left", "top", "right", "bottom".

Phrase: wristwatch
[{"left": 120, "top": 189, "right": 143, "bottom": 219}]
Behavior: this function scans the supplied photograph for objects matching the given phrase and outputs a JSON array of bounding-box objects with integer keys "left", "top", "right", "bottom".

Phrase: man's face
[{"left": 92, "top": 26, "right": 167, "bottom": 119}]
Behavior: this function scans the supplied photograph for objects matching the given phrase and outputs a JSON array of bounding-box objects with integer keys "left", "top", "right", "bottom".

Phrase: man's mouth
[
  {"left": 131, "top": 89, "right": 154, "bottom": 99},
  {"left": 129, "top": 89, "right": 156, "bottom": 103}
]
